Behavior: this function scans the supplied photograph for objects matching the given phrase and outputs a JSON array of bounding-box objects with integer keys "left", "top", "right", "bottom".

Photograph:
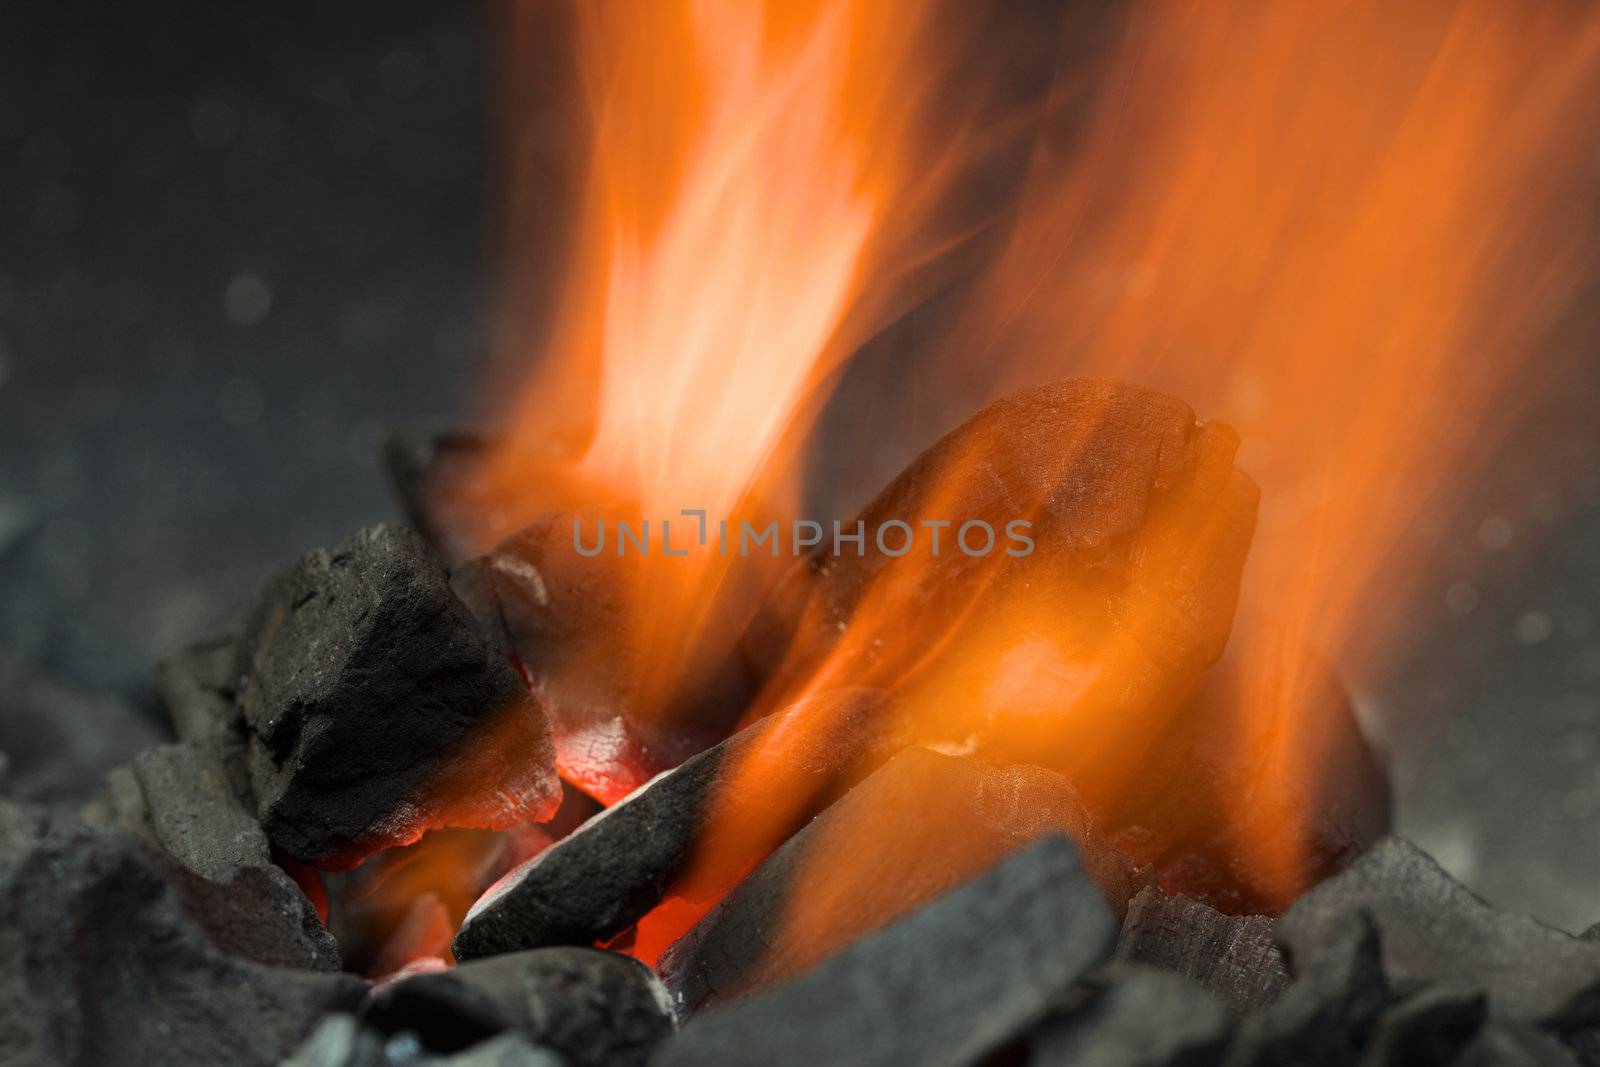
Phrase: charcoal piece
[
  {"left": 653, "top": 834, "right": 1116, "bottom": 1067},
  {"left": 1357, "top": 984, "right": 1485, "bottom": 1067},
  {"left": 383, "top": 429, "right": 499, "bottom": 564},
  {"left": 0, "top": 823, "right": 364, "bottom": 1066},
  {"left": 237, "top": 523, "right": 560, "bottom": 869},
  {"left": 280, "top": 1015, "right": 389, "bottom": 1067},
  {"left": 0, "top": 647, "right": 163, "bottom": 805},
  {"left": 1093, "top": 629, "right": 1391, "bottom": 914},
  {"left": 1116, "top": 886, "right": 1289, "bottom": 1016},
  {"left": 658, "top": 748, "right": 1139, "bottom": 1014},
  {"left": 152, "top": 635, "right": 241, "bottom": 741},
  {"left": 375, "top": 948, "right": 673, "bottom": 1067},
  {"left": 1457, "top": 1020, "right": 1584, "bottom": 1066},
  {"left": 1028, "top": 963, "right": 1231, "bottom": 1066},
  {"left": 1223, "top": 910, "right": 1389, "bottom": 1067},
  {"left": 454, "top": 510, "right": 761, "bottom": 803},
  {"left": 285, "top": 1016, "right": 569, "bottom": 1067},
  {"left": 1278, "top": 837, "right": 1600, "bottom": 1027},
  {"left": 453, "top": 689, "right": 896, "bottom": 962}
]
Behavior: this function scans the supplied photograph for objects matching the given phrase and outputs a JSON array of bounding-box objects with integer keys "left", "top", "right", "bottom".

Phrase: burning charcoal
[
  {"left": 653, "top": 834, "right": 1116, "bottom": 1067},
  {"left": 1223, "top": 910, "right": 1389, "bottom": 1067},
  {"left": 749, "top": 379, "right": 1258, "bottom": 728},
  {"left": 0, "top": 647, "right": 163, "bottom": 805},
  {"left": 1357, "top": 984, "right": 1486, "bottom": 1067},
  {"left": 453, "top": 689, "right": 896, "bottom": 962},
  {"left": 372, "top": 948, "right": 673, "bottom": 1067},
  {"left": 1026, "top": 964, "right": 1232, "bottom": 1067},
  {"left": 1277, "top": 838, "right": 1600, "bottom": 1027},
  {"left": 1094, "top": 629, "right": 1392, "bottom": 915},
  {"left": 237, "top": 523, "right": 560, "bottom": 869},
  {"left": 1116, "top": 886, "right": 1289, "bottom": 1016},
  {"left": 658, "top": 747, "right": 1140, "bottom": 1014},
  {"left": 152, "top": 635, "right": 241, "bottom": 741},
  {"left": 0, "top": 820, "right": 363, "bottom": 1066},
  {"left": 453, "top": 509, "right": 761, "bottom": 802}
]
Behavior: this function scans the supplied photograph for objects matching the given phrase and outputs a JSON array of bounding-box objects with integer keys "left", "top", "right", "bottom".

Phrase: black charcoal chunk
[
  {"left": 453, "top": 689, "right": 893, "bottom": 963},
  {"left": 0, "top": 647, "right": 162, "bottom": 805},
  {"left": 0, "top": 821, "right": 364, "bottom": 1066},
  {"left": 374, "top": 948, "right": 672, "bottom": 1067},
  {"left": 1357, "top": 983, "right": 1485, "bottom": 1067},
  {"left": 238, "top": 523, "right": 560, "bottom": 869},
  {"left": 152, "top": 635, "right": 241, "bottom": 741},
  {"left": 1278, "top": 837, "right": 1600, "bottom": 1028},
  {"left": 1223, "top": 910, "right": 1389, "bottom": 1067},
  {"left": 659, "top": 747, "right": 1140, "bottom": 1014},
  {"left": 653, "top": 834, "right": 1116, "bottom": 1067},
  {"left": 1029, "top": 964, "right": 1231, "bottom": 1066},
  {"left": 1116, "top": 886, "right": 1289, "bottom": 1016}
]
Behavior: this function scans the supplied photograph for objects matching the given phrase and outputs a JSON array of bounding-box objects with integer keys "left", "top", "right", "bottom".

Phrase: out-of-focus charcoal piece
[
  {"left": 653, "top": 834, "right": 1116, "bottom": 1067},
  {"left": 383, "top": 429, "right": 501, "bottom": 564},
  {"left": 1096, "top": 626, "right": 1392, "bottom": 915},
  {"left": 372, "top": 948, "right": 673, "bottom": 1067},
  {"left": 0, "top": 819, "right": 364, "bottom": 1066},
  {"left": 1115, "top": 886, "right": 1289, "bottom": 1016},
  {"left": 152, "top": 635, "right": 241, "bottom": 741},
  {"left": 284, "top": 1014, "right": 570, "bottom": 1067},
  {"left": 0, "top": 647, "right": 164, "bottom": 805},
  {"left": 1027, "top": 963, "right": 1231, "bottom": 1067},
  {"left": 279, "top": 1015, "right": 389, "bottom": 1067},
  {"left": 453, "top": 509, "right": 761, "bottom": 803},
  {"left": 1277, "top": 838, "right": 1600, "bottom": 1027},
  {"left": 453, "top": 689, "right": 894, "bottom": 962},
  {"left": 236, "top": 523, "right": 561, "bottom": 869},
  {"left": 1457, "top": 1020, "right": 1584, "bottom": 1066},
  {"left": 748, "top": 379, "right": 1258, "bottom": 728},
  {"left": 1222, "top": 910, "right": 1389, "bottom": 1067},
  {"left": 1356, "top": 984, "right": 1486, "bottom": 1067},
  {"left": 658, "top": 747, "right": 1141, "bottom": 1014}
]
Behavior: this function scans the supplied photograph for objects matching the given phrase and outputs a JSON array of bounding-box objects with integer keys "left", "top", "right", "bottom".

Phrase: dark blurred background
[{"left": 3, "top": 2, "right": 1599, "bottom": 931}]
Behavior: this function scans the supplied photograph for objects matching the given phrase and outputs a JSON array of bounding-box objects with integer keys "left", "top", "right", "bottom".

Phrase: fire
[{"left": 470, "top": 0, "right": 1600, "bottom": 954}]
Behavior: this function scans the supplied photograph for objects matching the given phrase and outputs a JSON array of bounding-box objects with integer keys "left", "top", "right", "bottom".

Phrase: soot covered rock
[
  {"left": 237, "top": 523, "right": 561, "bottom": 869},
  {"left": 653, "top": 834, "right": 1117, "bottom": 1067},
  {"left": 658, "top": 747, "right": 1142, "bottom": 1014}
]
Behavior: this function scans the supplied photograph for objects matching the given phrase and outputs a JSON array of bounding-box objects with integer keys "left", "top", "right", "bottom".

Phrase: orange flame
[{"left": 477, "top": 0, "right": 1600, "bottom": 946}]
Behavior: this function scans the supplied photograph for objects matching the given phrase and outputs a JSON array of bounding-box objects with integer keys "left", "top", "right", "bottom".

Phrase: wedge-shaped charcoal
[
  {"left": 658, "top": 748, "right": 1140, "bottom": 1014},
  {"left": 453, "top": 689, "right": 895, "bottom": 962},
  {"left": 1358, "top": 983, "right": 1485, "bottom": 1067},
  {"left": 1278, "top": 838, "right": 1600, "bottom": 1028},
  {"left": 654, "top": 834, "right": 1114, "bottom": 1067},
  {"left": 0, "top": 647, "right": 162, "bottom": 805},
  {"left": 1027, "top": 964, "right": 1231, "bottom": 1067},
  {"left": 1223, "top": 911, "right": 1389, "bottom": 1067},
  {"left": 369, "top": 948, "right": 673, "bottom": 1067},
  {"left": 1116, "top": 886, "right": 1289, "bottom": 1016},
  {"left": 237, "top": 524, "right": 560, "bottom": 868},
  {"left": 152, "top": 635, "right": 241, "bottom": 741},
  {"left": 0, "top": 820, "right": 364, "bottom": 1067}
]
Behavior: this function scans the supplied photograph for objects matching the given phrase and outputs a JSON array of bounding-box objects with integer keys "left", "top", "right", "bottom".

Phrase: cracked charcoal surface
[
  {"left": 237, "top": 523, "right": 560, "bottom": 869},
  {"left": 1116, "top": 886, "right": 1289, "bottom": 1016}
]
